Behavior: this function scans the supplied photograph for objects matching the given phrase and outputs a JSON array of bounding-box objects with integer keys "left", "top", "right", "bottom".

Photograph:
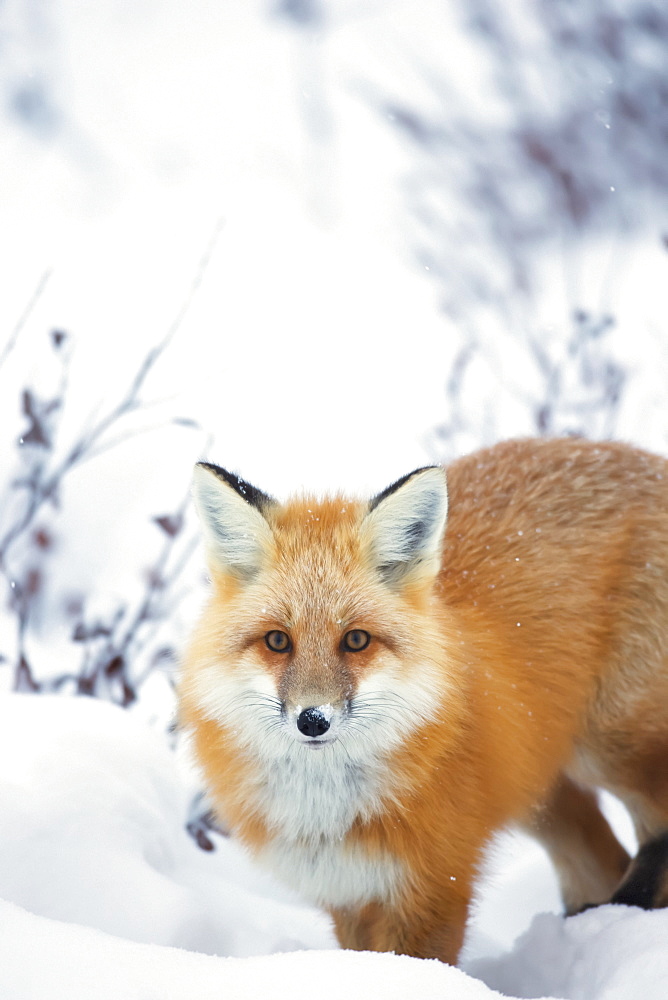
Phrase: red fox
[{"left": 179, "top": 437, "right": 668, "bottom": 964}]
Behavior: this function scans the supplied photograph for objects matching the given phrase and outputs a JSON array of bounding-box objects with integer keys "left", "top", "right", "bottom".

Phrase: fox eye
[
  {"left": 342, "top": 629, "right": 371, "bottom": 652},
  {"left": 265, "top": 630, "right": 292, "bottom": 653}
]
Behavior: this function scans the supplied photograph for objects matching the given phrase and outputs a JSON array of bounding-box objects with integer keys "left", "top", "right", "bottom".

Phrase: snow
[
  {"left": 0, "top": 901, "right": 491, "bottom": 1000},
  {"left": 0, "top": 694, "right": 334, "bottom": 958},
  {"left": 0, "top": 691, "right": 666, "bottom": 1000}
]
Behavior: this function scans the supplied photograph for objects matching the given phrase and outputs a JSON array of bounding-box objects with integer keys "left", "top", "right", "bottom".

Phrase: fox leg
[
  {"left": 330, "top": 902, "right": 383, "bottom": 952},
  {"left": 587, "top": 732, "right": 668, "bottom": 908},
  {"left": 610, "top": 831, "right": 668, "bottom": 908},
  {"left": 524, "top": 773, "right": 630, "bottom": 914},
  {"left": 608, "top": 783, "right": 668, "bottom": 909},
  {"left": 330, "top": 895, "right": 469, "bottom": 966}
]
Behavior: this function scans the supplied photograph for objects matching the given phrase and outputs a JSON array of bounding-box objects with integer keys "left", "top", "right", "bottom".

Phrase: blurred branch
[
  {"left": 0, "top": 271, "right": 51, "bottom": 370},
  {"left": 58, "top": 486, "right": 199, "bottom": 706},
  {"left": 374, "top": 0, "right": 664, "bottom": 454},
  {"left": 381, "top": 0, "right": 668, "bottom": 313},
  {"left": 0, "top": 221, "right": 222, "bottom": 572},
  {"left": 427, "top": 309, "right": 626, "bottom": 460},
  {"left": 0, "top": 227, "right": 223, "bottom": 704}
]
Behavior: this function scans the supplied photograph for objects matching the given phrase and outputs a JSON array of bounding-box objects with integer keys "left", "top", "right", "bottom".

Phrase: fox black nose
[{"left": 297, "top": 707, "right": 330, "bottom": 738}]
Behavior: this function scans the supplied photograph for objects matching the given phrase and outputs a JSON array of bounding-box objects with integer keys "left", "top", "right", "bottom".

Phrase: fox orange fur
[{"left": 179, "top": 438, "right": 668, "bottom": 965}]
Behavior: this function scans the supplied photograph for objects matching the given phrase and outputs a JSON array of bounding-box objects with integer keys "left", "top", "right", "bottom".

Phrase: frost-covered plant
[
  {"left": 382, "top": 0, "right": 668, "bottom": 314},
  {"left": 426, "top": 309, "right": 626, "bottom": 460},
  {"left": 0, "top": 319, "right": 199, "bottom": 705},
  {"left": 376, "top": 0, "right": 665, "bottom": 457},
  {"left": 0, "top": 231, "right": 219, "bottom": 706}
]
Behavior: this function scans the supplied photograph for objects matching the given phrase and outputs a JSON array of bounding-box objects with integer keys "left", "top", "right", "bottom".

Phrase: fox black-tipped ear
[
  {"left": 362, "top": 466, "right": 448, "bottom": 588},
  {"left": 192, "top": 463, "right": 276, "bottom": 580}
]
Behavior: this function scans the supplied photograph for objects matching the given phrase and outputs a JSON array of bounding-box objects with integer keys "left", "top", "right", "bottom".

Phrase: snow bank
[
  {"left": 0, "top": 900, "right": 495, "bottom": 1000},
  {"left": 0, "top": 692, "right": 665, "bottom": 999},
  {"left": 0, "top": 694, "right": 334, "bottom": 958},
  {"left": 469, "top": 906, "right": 668, "bottom": 999}
]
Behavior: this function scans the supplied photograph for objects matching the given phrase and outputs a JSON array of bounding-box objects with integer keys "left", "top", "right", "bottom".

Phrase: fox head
[{"left": 184, "top": 463, "right": 455, "bottom": 783}]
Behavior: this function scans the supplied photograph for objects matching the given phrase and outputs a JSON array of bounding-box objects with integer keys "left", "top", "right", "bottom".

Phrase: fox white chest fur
[
  {"left": 257, "top": 837, "right": 406, "bottom": 909},
  {"left": 188, "top": 655, "right": 440, "bottom": 905},
  {"left": 225, "top": 700, "right": 407, "bottom": 908}
]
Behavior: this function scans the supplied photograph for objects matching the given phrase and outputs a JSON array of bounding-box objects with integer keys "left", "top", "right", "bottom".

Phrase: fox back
[{"left": 180, "top": 438, "right": 668, "bottom": 964}]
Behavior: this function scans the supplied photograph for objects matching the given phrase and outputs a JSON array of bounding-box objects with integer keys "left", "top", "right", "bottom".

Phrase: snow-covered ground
[{"left": 1, "top": 692, "right": 667, "bottom": 1000}]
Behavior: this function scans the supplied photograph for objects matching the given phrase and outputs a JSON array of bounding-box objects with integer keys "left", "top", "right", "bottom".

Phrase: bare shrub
[
  {"left": 426, "top": 309, "right": 626, "bottom": 460},
  {"left": 375, "top": 0, "right": 666, "bottom": 456},
  {"left": 0, "top": 231, "right": 221, "bottom": 706},
  {"left": 383, "top": 0, "right": 668, "bottom": 312}
]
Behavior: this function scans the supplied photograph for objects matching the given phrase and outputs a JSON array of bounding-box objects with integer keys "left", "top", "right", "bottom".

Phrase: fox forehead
[
  {"left": 250, "top": 495, "right": 383, "bottom": 625},
  {"left": 268, "top": 495, "right": 364, "bottom": 566},
  {"left": 237, "top": 569, "right": 410, "bottom": 648}
]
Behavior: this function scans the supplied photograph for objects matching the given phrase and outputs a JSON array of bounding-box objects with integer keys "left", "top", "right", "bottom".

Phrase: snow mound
[
  {"left": 0, "top": 692, "right": 666, "bottom": 999},
  {"left": 0, "top": 900, "right": 498, "bottom": 1000},
  {"left": 0, "top": 693, "right": 334, "bottom": 956}
]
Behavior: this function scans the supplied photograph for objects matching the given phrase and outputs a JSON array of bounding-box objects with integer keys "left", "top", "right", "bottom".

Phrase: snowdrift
[{"left": 0, "top": 693, "right": 665, "bottom": 1000}]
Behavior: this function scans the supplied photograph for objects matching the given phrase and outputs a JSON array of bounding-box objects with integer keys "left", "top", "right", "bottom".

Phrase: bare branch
[
  {"left": 0, "top": 271, "right": 51, "bottom": 370},
  {"left": 0, "top": 223, "right": 222, "bottom": 571}
]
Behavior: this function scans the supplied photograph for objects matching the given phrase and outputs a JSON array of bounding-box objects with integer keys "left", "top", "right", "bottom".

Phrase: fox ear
[
  {"left": 192, "top": 463, "right": 276, "bottom": 581},
  {"left": 362, "top": 467, "right": 448, "bottom": 589}
]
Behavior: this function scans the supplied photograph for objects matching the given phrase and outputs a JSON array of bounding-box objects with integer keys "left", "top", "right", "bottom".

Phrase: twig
[
  {"left": 0, "top": 223, "right": 223, "bottom": 570},
  {"left": 0, "top": 271, "right": 52, "bottom": 370}
]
